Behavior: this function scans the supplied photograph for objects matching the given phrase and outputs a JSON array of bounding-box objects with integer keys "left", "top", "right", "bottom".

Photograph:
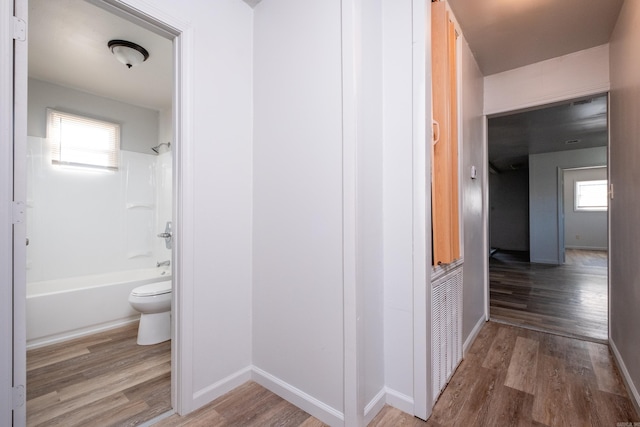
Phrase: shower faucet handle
[{"left": 158, "top": 221, "right": 173, "bottom": 250}]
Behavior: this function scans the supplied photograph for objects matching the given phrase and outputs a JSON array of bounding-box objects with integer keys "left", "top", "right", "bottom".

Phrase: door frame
[
  {"left": 3, "top": 0, "right": 28, "bottom": 424},
  {"left": 557, "top": 167, "right": 566, "bottom": 264},
  {"left": 412, "top": 0, "right": 431, "bottom": 420},
  {"left": 8, "top": 0, "right": 196, "bottom": 421},
  {"left": 95, "top": 0, "right": 194, "bottom": 413},
  {"left": 483, "top": 90, "right": 611, "bottom": 324}
]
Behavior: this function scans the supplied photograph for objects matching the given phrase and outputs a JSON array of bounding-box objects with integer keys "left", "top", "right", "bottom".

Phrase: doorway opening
[
  {"left": 23, "top": 0, "right": 177, "bottom": 424},
  {"left": 487, "top": 94, "right": 609, "bottom": 342}
]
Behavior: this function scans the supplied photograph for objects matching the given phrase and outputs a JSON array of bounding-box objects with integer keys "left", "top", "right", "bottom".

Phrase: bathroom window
[
  {"left": 47, "top": 109, "right": 120, "bottom": 170},
  {"left": 575, "top": 179, "right": 608, "bottom": 211}
]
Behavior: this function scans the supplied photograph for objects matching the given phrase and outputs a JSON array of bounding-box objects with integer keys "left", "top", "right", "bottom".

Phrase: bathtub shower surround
[
  {"left": 27, "top": 267, "right": 171, "bottom": 348},
  {"left": 25, "top": 135, "right": 172, "bottom": 347}
]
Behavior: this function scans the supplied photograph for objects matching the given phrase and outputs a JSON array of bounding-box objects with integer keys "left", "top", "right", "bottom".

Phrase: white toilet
[{"left": 128, "top": 280, "right": 172, "bottom": 345}]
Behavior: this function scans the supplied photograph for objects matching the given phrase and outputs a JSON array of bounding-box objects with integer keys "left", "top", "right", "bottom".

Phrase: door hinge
[
  {"left": 12, "top": 385, "right": 25, "bottom": 409},
  {"left": 12, "top": 201, "right": 25, "bottom": 224},
  {"left": 13, "top": 16, "right": 26, "bottom": 41}
]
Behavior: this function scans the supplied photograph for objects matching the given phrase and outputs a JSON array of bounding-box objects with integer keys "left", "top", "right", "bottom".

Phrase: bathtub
[{"left": 26, "top": 267, "right": 172, "bottom": 348}]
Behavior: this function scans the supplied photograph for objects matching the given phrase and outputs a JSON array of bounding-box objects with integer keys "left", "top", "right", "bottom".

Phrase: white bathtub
[{"left": 26, "top": 267, "right": 172, "bottom": 348}]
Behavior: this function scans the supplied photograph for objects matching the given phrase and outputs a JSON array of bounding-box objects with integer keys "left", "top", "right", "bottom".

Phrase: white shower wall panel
[
  {"left": 153, "top": 151, "right": 173, "bottom": 262},
  {"left": 26, "top": 136, "right": 167, "bottom": 282}
]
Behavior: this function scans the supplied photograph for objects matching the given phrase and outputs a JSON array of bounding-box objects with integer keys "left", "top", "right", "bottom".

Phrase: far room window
[
  {"left": 47, "top": 109, "right": 120, "bottom": 170},
  {"left": 575, "top": 179, "right": 608, "bottom": 211}
]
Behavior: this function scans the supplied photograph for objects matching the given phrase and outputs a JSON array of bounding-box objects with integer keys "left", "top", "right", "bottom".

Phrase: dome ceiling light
[{"left": 108, "top": 39, "right": 149, "bottom": 69}]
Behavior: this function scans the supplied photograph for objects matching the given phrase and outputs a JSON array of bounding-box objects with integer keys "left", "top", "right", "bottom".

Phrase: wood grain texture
[
  {"left": 431, "top": 0, "right": 460, "bottom": 265},
  {"left": 158, "top": 322, "right": 637, "bottom": 427},
  {"left": 372, "top": 323, "right": 637, "bottom": 427},
  {"left": 504, "top": 337, "right": 539, "bottom": 394},
  {"left": 28, "top": 320, "right": 637, "bottom": 426},
  {"left": 490, "top": 249, "right": 608, "bottom": 341},
  {"left": 155, "top": 381, "right": 325, "bottom": 427},
  {"left": 27, "top": 322, "right": 171, "bottom": 427}
]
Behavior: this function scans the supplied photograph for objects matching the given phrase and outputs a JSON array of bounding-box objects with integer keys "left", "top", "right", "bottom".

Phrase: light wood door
[{"left": 431, "top": 1, "right": 460, "bottom": 266}]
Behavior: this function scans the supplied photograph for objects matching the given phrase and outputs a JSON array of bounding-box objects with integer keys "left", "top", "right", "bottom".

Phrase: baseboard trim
[
  {"left": 251, "top": 366, "right": 344, "bottom": 426},
  {"left": 464, "top": 316, "right": 486, "bottom": 356},
  {"left": 26, "top": 318, "right": 139, "bottom": 349},
  {"left": 189, "top": 368, "right": 419, "bottom": 425},
  {"left": 191, "top": 366, "right": 252, "bottom": 411},
  {"left": 384, "top": 387, "right": 414, "bottom": 415},
  {"left": 609, "top": 338, "right": 640, "bottom": 417},
  {"left": 364, "top": 388, "right": 386, "bottom": 425},
  {"left": 564, "top": 246, "right": 607, "bottom": 251}
]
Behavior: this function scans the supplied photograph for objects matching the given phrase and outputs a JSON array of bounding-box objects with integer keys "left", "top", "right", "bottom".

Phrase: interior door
[{"left": 13, "top": 0, "right": 28, "bottom": 424}]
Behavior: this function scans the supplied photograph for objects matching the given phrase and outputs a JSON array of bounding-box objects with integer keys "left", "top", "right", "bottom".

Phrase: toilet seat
[{"left": 131, "top": 280, "right": 171, "bottom": 297}]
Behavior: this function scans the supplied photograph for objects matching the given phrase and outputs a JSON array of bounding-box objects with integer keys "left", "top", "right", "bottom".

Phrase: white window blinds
[{"left": 47, "top": 109, "right": 120, "bottom": 170}]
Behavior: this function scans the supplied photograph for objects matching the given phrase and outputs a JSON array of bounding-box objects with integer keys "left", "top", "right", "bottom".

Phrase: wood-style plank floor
[
  {"left": 29, "top": 319, "right": 637, "bottom": 426},
  {"left": 490, "top": 249, "right": 608, "bottom": 342},
  {"left": 27, "top": 322, "right": 171, "bottom": 427},
  {"left": 158, "top": 322, "right": 638, "bottom": 426}
]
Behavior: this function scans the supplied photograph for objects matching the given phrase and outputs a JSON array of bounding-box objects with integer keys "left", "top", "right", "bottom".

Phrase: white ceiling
[
  {"left": 29, "top": 0, "right": 619, "bottom": 162},
  {"left": 28, "top": 0, "right": 173, "bottom": 111},
  {"left": 447, "top": 0, "right": 624, "bottom": 76}
]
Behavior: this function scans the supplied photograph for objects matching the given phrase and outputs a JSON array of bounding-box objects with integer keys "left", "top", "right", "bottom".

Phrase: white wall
[
  {"left": 382, "top": 0, "right": 417, "bottom": 412},
  {"left": 180, "top": 0, "right": 253, "bottom": 408},
  {"left": 359, "top": 0, "right": 385, "bottom": 417},
  {"left": 28, "top": 78, "right": 159, "bottom": 154},
  {"left": 609, "top": 0, "right": 640, "bottom": 412},
  {"left": 563, "top": 167, "right": 607, "bottom": 250},
  {"left": 111, "top": 0, "right": 254, "bottom": 413},
  {"left": 460, "top": 37, "right": 486, "bottom": 345},
  {"left": 484, "top": 44, "right": 610, "bottom": 115},
  {"left": 528, "top": 147, "right": 607, "bottom": 264},
  {"left": 252, "top": 0, "right": 345, "bottom": 421}
]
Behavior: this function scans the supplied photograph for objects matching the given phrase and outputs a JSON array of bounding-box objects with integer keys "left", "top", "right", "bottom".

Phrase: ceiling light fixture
[{"left": 108, "top": 39, "right": 149, "bottom": 69}]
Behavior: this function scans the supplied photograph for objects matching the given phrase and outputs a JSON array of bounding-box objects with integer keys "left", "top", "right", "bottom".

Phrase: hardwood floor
[
  {"left": 446, "top": 321, "right": 637, "bottom": 425},
  {"left": 158, "top": 322, "right": 638, "bottom": 427},
  {"left": 28, "top": 320, "right": 637, "bottom": 426},
  {"left": 371, "top": 321, "right": 637, "bottom": 426},
  {"left": 27, "top": 322, "right": 171, "bottom": 427},
  {"left": 490, "top": 249, "right": 608, "bottom": 341},
  {"left": 155, "top": 381, "right": 326, "bottom": 427}
]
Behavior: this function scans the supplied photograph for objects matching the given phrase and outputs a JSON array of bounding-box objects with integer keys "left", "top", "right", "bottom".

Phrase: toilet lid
[{"left": 131, "top": 280, "right": 172, "bottom": 297}]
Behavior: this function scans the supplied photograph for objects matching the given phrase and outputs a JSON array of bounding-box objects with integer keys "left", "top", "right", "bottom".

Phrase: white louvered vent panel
[
  {"left": 432, "top": 282, "right": 445, "bottom": 399},
  {"left": 431, "top": 263, "right": 463, "bottom": 401}
]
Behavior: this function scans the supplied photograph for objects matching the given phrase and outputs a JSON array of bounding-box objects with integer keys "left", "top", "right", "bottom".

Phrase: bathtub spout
[{"left": 157, "top": 260, "right": 170, "bottom": 267}]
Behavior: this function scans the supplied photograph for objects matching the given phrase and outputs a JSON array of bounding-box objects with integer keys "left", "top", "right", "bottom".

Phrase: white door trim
[
  {"left": 2, "top": 0, "right": 27, "bottom": 424},
  {"left": 96, "top": 0, "right": 195, "bottom": 414},
  {"left": 10, "top": 0, "right": 195, "bottom": 418},
  {"left": 483, "top": 87, "right": 610, "bottom": 325},
  {"left": 412, "top": 0, "right": 431, "bottom": 420},
  {"left": 12, "top": 0, "right": 29, "bottom": 424}
]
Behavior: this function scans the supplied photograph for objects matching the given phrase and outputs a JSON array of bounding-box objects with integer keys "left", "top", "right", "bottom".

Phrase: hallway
[
  {"left": 157, "top": 322, "right": 638, "bottom": 426},
  {"left": 490, "top": 249, "right": 608, "bottom": 342}
]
